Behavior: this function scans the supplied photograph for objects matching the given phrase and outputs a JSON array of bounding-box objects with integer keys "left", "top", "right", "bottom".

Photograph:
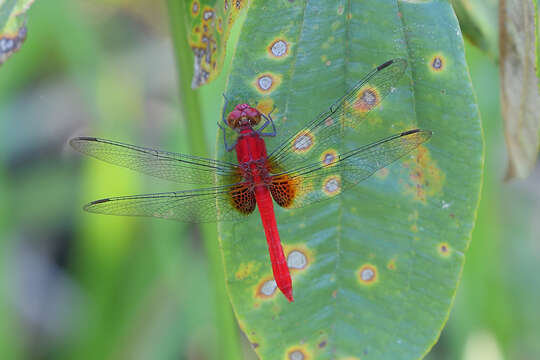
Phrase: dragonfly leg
[
  {"left": 268, "top": 104, "right": 277, "bottom": 117},
  {"left": 258, "top": 118, "right": 270, "bottom": 132},
  {"left": 221, "top": 93, "right": 230, "bottom": 128},
  {"left": 259, "top": 112, "right": 277, "bottom": 137},
  {"left": 217, "top": 122, "right": 237, "bottom": 152},
  {"left": 224, "top": 137, "right": 236, "bottom": 152}
]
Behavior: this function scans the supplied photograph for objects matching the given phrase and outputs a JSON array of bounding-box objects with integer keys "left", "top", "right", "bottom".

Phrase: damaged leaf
[
  {"left": 183, "top": 0, "right": 247, "bottom": 88},
  {"left": 0, "top": 0, "right": 35, "bottom": 66}
]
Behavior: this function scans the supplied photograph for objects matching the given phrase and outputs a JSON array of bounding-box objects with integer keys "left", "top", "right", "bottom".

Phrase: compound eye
[
  {"left": 244, "top": 107, "right": 258, "bottom": 117},
  {"left": 227, "top": 110, "right": 242, "bottom": 127}
]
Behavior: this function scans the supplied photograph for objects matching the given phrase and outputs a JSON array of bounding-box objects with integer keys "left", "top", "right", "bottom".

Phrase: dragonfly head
[{"left": 227, "top": 103, "right": 262, "bottom": 129}]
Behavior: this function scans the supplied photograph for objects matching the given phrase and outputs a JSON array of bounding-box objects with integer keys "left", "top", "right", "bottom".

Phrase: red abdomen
[{"left": 233, "top": 129, "right": 294, "bottom": 302}]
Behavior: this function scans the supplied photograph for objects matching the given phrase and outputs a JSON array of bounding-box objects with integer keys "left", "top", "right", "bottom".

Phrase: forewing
[
  {"left": 70, "top": 137, "right": 241, "bottom": 185},
  {"left": 83, "top": 183, "right": 256, "bottom": 223},
  {"left": 269, "top": 130, "right": 432, "bottom": 209},
  {"left": 267, "top": 58, "right": 408, "bottom": 174}
]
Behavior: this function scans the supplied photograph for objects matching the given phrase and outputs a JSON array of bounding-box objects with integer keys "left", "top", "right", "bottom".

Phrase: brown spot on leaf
[
  {"left": 438, "top": 242, "right": 451, "bottom": 257},
  {"left": 429, "top": 54, "right": 446, "bottom": 72}
]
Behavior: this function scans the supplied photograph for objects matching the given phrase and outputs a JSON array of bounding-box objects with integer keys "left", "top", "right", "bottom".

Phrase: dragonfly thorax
[
  {"left": 238, "top": 158, "right": 271, "bottom": 186},
  {"left": 227, "top": 103, "right": 262, "bottom": 129}
]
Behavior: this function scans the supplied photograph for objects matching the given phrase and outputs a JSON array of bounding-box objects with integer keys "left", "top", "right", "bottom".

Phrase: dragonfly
[{"left": 70, "top": 58, "right": 431, "bottom": 302}]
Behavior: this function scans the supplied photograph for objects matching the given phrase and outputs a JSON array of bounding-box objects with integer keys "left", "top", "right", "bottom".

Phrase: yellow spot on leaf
[
  {"left": 285, "top": 346, "right": 311, "bottom": 360},
  {"left": 387, "top": 259, "right": 397, "bottom": 270},
  {"left": 256, "top": 98, "right": 274, "bottom": 115},
  {"left": 292, "top": 130, "right": 315, "bottom": 153},
  {"left": 320, "top": 148, "right": 338, "bottom": 167},
  {"left": 353, "top": 86, "right": 380, "bottom": 113},
  {"left": 322, "top": 175, "right": 342, "bottom": 196},
  {"left": 191, "top": 0, "right": 200, "bottom": 16},
  {"left": 283, "top": 244, "right": 314, "bottom": 273},
  {"left": 403, "top": 145, "right": 444, "bottom": 202},
  {"left": 267, "top": 37, "right": 290, "bottom": 59},
  {"left": 357, "top": 264, "right": 378, "bottom": 285},
  {"left": 438, "top": 242, "right": 451, "bottom": 257},
  {"left": 255, "top": 276, "right": 278, "bottom": 300},
  {"left": 429, "top": 53, "right": 446, "bottom": 72},
  {"left": 217, "top": 17, "right": 223, "bottom": 33},
  {"left": 253, "top": 72, "right": 282, "bottom": 94},
  {"left": 235, "top": 261, "right": 259, "bottom": 280}
]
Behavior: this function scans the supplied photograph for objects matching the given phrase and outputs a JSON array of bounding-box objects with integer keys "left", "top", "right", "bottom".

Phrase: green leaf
[
  {"left": 450, "top": 0, "right": 498, "bottom": 59},
  {"left": 499, "top": 0, "right": 540, "bottom": 179},
  {"left": 217, "top": 1, "right": 483, "bottom": 359},
  {"left": 183, "top": 0, "right": 247, "bottom": 88},
  {"left": 0, "top": 0, "right": 35, "bottom": 65}
]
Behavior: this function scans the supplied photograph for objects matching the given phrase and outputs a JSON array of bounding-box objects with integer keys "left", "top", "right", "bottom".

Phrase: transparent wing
[
  {"left": 70, "top": 137, "right": 241, "bottom": 185},
  {"left": 83, "top": 183, "right": 256, "bottom": 223},
  {"left": 269, "top": 130, "right": 431, "bottom": 209},
  {"left": 267, "top": 58, "right": 408, "bottom": 173}
]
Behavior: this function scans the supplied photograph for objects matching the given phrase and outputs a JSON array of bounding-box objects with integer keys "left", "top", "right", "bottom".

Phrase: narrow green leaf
[
  {"left": 0, "top": 0, "right": 34, "bottom": 65},
  {"left": 535, "top": 0, "right": 540, "bottom": 146},
  {"left": 183, "top": 0, "right": 247, "bottom": 88},
  {"left": 218, "top": 1, "right": 483, "bottom": 359},
  {"left": 499, "top": 0, "right": 540, "bottom": 180},
  {"left": 167, "top": 1, "right": 243, "bottom": 359},
  {"left": 533, "top": 0, "right": 540, "bottom": 89},
  {"left": 450, "top": 0, "right": 498, "bottom": 59}
]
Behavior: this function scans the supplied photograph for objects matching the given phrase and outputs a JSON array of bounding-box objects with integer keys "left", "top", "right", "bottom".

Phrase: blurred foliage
[
  {"left": 0, "top": 1, "right": 539, "bottom": 360},
  {"left": 451, "top": 0, "right": 540, "bottom": 179},
  {"left": 450, "top": 0, "right": 498, "bottom": 60},
  {"left": 499, "top": 0, "right": 540, "bottom": 180}
]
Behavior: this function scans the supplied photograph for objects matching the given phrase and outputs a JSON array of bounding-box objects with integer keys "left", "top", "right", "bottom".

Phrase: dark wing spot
[
  {"left": 377, "top": 59, "right": 394, "bottom": 71},
  {"left": 270, "top": 174, "right": 298, "bottom": 208},
  {"left": 229, "top": 184, "right": 256, "bottom": 214},
  {"left": 400, "top": 129, "right": 421, "bottom": 136}
]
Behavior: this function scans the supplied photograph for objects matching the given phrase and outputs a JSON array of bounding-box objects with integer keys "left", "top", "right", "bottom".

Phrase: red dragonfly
[{"left": 70, "top": 59, "right": 431, "bottom": 302}]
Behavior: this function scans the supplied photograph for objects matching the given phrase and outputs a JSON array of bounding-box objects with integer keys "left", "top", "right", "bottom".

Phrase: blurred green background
[{"left": 0, "top": 1, "right": 538, "bottom": 359}]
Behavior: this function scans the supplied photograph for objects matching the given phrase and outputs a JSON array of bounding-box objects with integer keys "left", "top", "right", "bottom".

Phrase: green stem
[{"left": 165, "top": 2, "right": 242, "bottom": 360}]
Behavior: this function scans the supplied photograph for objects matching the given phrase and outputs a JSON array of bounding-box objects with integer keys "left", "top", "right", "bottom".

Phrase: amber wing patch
[
  {"left": 270, "top": 174, "right": 300, "bottom": 208},
  {"left": 229, "top": 183, "right": 256, "bottom": 214}
]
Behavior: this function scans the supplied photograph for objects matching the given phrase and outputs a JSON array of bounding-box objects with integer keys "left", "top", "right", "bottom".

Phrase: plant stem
[{"left": 165, "top": 2, "right": 242, "bottom": 360}]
